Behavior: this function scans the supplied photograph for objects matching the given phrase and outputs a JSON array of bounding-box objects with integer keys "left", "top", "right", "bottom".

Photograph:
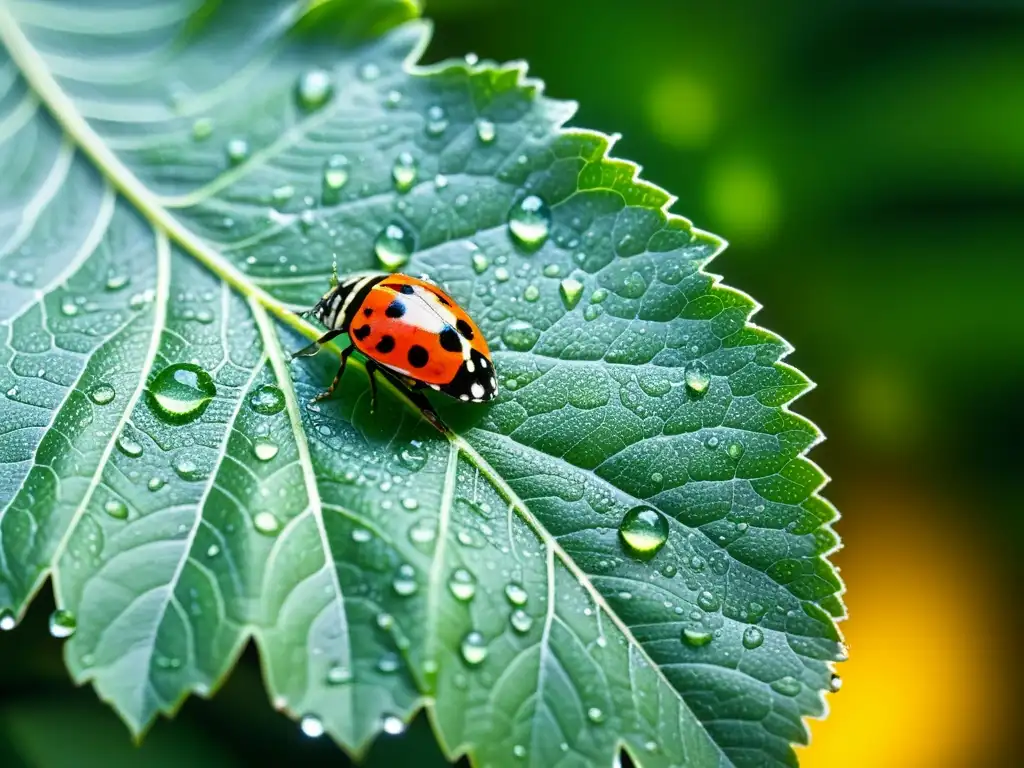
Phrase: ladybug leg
[
  {"left": 372, "top": 367, "right": 450, "bottom": 435},
  {"left": 364, "top": 359, "right": 380, "bottom": 413},
  {"left": 291, "top": 329, "right": 342, "bottom": 361},
  {"left": 312, "top": 343, "right": 355, "bottom": 403}
]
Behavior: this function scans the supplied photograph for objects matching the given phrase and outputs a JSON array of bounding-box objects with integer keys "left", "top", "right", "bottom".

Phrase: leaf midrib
[{"left": 0, "top": 8, "right": 729, "bottom": 761}]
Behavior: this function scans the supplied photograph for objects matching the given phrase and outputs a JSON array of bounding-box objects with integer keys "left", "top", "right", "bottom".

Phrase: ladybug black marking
[
  {"left": 439, "top": 326, "right": 462, "bottom": 353},
  {"left": 407, "top": 345, "right": 429, "bottom": 368},
  {"left": 456, "top": 318, "right": 474, "bottom": 340},
  {"left": 353, "top": 324, "right": 371, "bottom": 341},
  {"left": 375, "top": 335, "right": 395, "bottom": 354},
  {"left": 385, "top": 300, "right": 406, "bottom": 318}
]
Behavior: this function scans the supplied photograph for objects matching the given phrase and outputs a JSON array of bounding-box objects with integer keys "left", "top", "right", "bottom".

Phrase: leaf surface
[{"left": 0, "top": 1, "right": 843, "bottom": 766}]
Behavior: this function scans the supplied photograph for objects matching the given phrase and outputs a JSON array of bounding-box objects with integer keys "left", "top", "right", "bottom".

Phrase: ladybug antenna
[{"left": 328, "top": 255, "right": 339, "bottom": 288}]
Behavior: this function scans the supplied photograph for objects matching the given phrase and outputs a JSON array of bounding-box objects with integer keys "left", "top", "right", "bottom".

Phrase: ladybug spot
[
  {"left": 439, "top": 326, "right": 462, "bottom": 352},
  {"left": 363, "top": 307, "right": 373, "bottom": 317},
  {"left": 399, "top": 284, "right": 415, "bottom": 294},
  {"left": 386, "top": 300, "right": 406, "bottom": 318},
  {"left": 353, "top": 325, "right": 371, "bottom": 341},
  {"left": 375, "top": 335, "right": 395, "bottom": 354},
  {"left": 407, "top": 345, "right": 429, "bottom": 368},
  {"left": 431, "top": 290, "right": 452, "bottom": 306},
  {"left": 456, "top": 319, "right": 474, "bottom": 340}
]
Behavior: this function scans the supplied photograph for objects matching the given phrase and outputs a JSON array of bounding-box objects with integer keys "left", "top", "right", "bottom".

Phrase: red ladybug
[{"left": 296, "top": 272, "right": 497, "bottom": 432}]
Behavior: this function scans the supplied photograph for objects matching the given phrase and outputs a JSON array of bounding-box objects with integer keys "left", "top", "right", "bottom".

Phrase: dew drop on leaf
[
  {"left": 103, "top": 499, "right": 128, "bottom": 520},
  {"left": 326, "top": 664, "right": 353, "bottom": 685},
  {"left": 116, "top": 431, "right": 143, "bottom": 458},
  {"left": 587, "top": 707, "right": 605, "bottom": 724},
  {"left": 299, "top": 714, "right": 325, "bottom": 737},
  {"left": 206, "top": 544, "right": 220, "bottom": 558},
  {"left": 504, "top": 582, "right": 528, "bottom": 606},
  {"left": 771, "top": 676, "right": 801, "bottom": 696},
  {"left": 271, "top": 184, "right": 295, "bottom": 206},
  {"left": 148, "top": 476, "right": 165, "bottom": 492},
  {"left": 391, "top": 151, "right": 417, "bottom": 193},
  {"left": 147, "top": 363, "right": 216, "bottom": 424},
  {"left": 248, "top": 384, "right": 285, "bottom": 415},
  {"left": 512, "top": 744, "right": 526, "bottom": 759},
  {"left": 392, "top": 564, "right": 418, "bottom": 596},
  {"left": 742, "top": 625, "right": 764, "bottom": 649},
  {"left": 494, "top": 266, "right": 510, "bottom": 282},
  {"left": 502, "top": 320, "right": 539, "bottom": 352},
  {"left": 253, "top": 439, "right": 278, "bottom": 462},
  {"left": 618, "top": 506, "right": 669, "bottom": 559},
  {"left": 225, "top": 137, "right": 249, "bottom": 165},
  {"left": 523, "top": 284, "right": 539, "bottom": 302},
  {"left": 377, "top": 651, "right": 400, "bottom": 673},
  {"left": 508, "top": 195, "right": 551, "bottom": 250},
  {"left": 559, "top": 278, "right": 584, "bottom": 310},
  {"left": 374, "top": 223, "right": 414, "bottom": 271},
  {"left": 425, "top": 104, "right": 448, "bottom": 136},
  {"left": 401, "top": 497, "right": 418, "bottom": 512},
  {"left": 174, "top": 458, "right": 204, "bottom": 481},
  {"left": 509, "top": 608, "right": 533, "bottom": 634},
  {"left": 460, "top": 630, "right": 487, "bottom": 666},
  {"left": 407, "top": 518, "right": 437, "bottom": 551},
  {"left": 448, "top": 568, "right": 477, "bottom": 602},
  {"left": 191, "top": 117, "right": 213, "bottom": 140},
  {"left": 684, "top": 361, "right": 711, "bottom": 395},
  {"left": 830, "top": 673, "right": 843, "bottom": 692},
  {"left": 381, "top": 715, "right": 406, "bottom": 735},
  {"left": 697, "top": 590, "right": 720, "bottom": 612},
  {"left": 105, "top": 274, "right": 129, "bottom": 291},
  {"left": 48, "top": 609, "right": 76, "bottom": 638},
  {"left": 296, "top": 69, "right": 333, "bottom": 110},
  {"left": 590, "top": 288, "right": 608, "bottom": 304},
  {"left": 253, "top": 511, "right": 281, "bottom": 536},
  {"left": 727, "top": 441, "right": 745, "bottom": 459},
  {"left": 352, "top": 527, "right": 372, "bottom": 543},
  {"left": 0, "top": 609, "right": 16, "bottom": 631},
  {"left": 475, "top": 117, "right": 496, "bottom": 143},
  {"left": 376, "top": 612, "right": 394, "bottom": 630},
  {"left": 322, "top": 154, "right": 349, "bottom": 202},
  {"left": 681, "top": 628, "right": 713, "bottom": 647},
  {"left": 359, "top": 62, "right": 380, "bottom": 81},
  {"left": 89, "top": 384, "right": 115, "bottom": 405}
]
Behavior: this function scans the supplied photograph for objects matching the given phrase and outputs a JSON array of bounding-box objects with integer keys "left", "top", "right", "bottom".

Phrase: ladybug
[{"left": 295, "top": 271, "right": 497, "bottom": 432}]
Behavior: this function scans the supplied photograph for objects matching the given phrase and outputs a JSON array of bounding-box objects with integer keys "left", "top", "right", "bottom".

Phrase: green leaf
[{"left": 0, "top": 1, "right": 844, "bottom": 766}]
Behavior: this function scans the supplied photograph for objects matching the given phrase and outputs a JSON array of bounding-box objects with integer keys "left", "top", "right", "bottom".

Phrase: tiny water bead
[
  {"left": 391, "top": 152, "right": 417, "bottom": 193},
  {"left": 322, "top": 154, "right": 349, "bottom": 201},
  {"left": 501, "top": 320, "right": 540, "bottom": 352},
  {"left": 0, "top": 609, "right": 16, "bottom": 631},
  {"left": 381, "top": 715, "right": 406, "bottom": 736},
  {"left": 89, "top": 384, "right": 115, "bottom": 405},
  {"left": 681, "top": 628, "right": 713, "bottom": 647},
  {"left": 684, "top": 360, "right": 711, "bottom": 395},
  {"left": 254, "top": 511, "right": 281, "bottom": 536},
  {"left": 510, "top": 608, "right": 533, "bottom": 634},
  {"left": 116, "top": 431, "right": 143, "bottom": 458},
  {"left": 174, "top": 458, "right": 204, "bottom": 481},
  {"left": 359, "top": 62, "right": 380, "bottom": 81},
  {"left": 191, "top": 117, "right": 214, "bottom": 140},
  {"left": 559, "top": 278, "right": 584, "bottom": 310},
  {"left": 392, "top": 564, "right": 418, "bottom": 596},
  {"left": 771, "top": 676, "right": 801, "bottom": 697},
  {"left": 508, "top": 195, "right": 551, "bottom": 250},
  {"left": 49, "top": 609, "right": 76, "bottom": 638},
  {"left": 248, "top": 384, "right": 285, "bottom": 415},
  {"left": 300, "top": 714, "right": 325, "bottom": 738},
  {"left": 296, "top": 69, "right": 333, "bottom": 111},
  {"left": 374, "top": 223, "right": 414, "bottom": 271},
  {"left": 829, "top": 673, "right": 843, "bottom": 692},
  {"left": 225, "top": 137, "right": 250, "bottom": 165},
  {"left": 397, "top": 441, "right": 428, "bottom": 472},
  {"left": 105, "top": 274, "right": 129, "bottom": 291},
  {"left": 326, "top": 664, "right": 353, "bottom": 685},
  {"left": 475, "top": 117, "right": 496, "bottom": 144},
  {"left": 448, "top": 568, "right": 477, "bottom": 601},
  {"left": 618, "top": 506, "right": 669, "bottom": 559},
  {"left": 377, "top": 652, "right": 401, "bottom": 673},
  {"left": 523, "top": 284, "right": 540, "bottom": 302},
  {"left": 103, "top": 499, "right": 128, "bottom": 520},
  {"left": 586, "top": 707, "right": 605, "bottom": 724},
  {"left": 425, "top": 104, "right": 448, "bottom": 136},
  {"left": 460, "top": 630, "right": 487, "bottom": 666},
  {"left": 504, "top": 582, "right": 528, "bottom": 606},
  {"left": 147, "top": 363, "right": 216, "bottom": 424},
  {"left": 727, "top": 442, "right": 745, "bottom": 460},
  {"left": 253, "top": 439, "right": 279, "bottom": 462},
  {"left": 742, "top": 625, "right": 764, "bottom": 649}
]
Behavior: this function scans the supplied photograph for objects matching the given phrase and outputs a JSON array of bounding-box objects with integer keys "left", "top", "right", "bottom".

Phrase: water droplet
[
  {"left": 523, "top": 285, "right": 540, "bottom": 302},
  {"left": 448, "top": 568, "right": 477, "bottom": 601},
  {"left": 392, "top": 564, "right": 418, "bottom": 596},
  {"left": 460, "top": 630, "right": 487, "bottom": 665},
  {"left": 727, "top": 442, "right": 745, "bottom": 460},
  {"left": 510, "top": 608, "right": 533, "bottom": 633},
  {"left": 504, "top": 582, "right": 528, "bottom": 606},
  {"left": 434, "top": 173, "right": 448, "bottom": 189},
  {"left": 249, "top": 384, "right": 285, "bottom": 415},
  {"left": 559, "top": 278, "right": 584, "bottom": 310},
  {"left": 682, "top": 628, "right": 713, "bottom": 647},
  {"left": 254, "top": 511, "right": 281, "bottom": 536},
  {"left": 191, "top": 117, "right": 214, "bottom": 140},
  {"left": 89, "top": 384, "right": 115, "bottom": 405},
  {"left": 374, "top": 223, "right": 414, "bottom": 271},
  {"left": 587, "top": 707, "right": 605, "bottom": 724},
  {"left": 508, "top": 195, "right": 551, "bottom": 250},
  {"left": 705, "top": 435, "right": 719, "bottom": 449},
  {"left": 103, "top": 499, "right": 128, "bottom": 520},
  {"left": 618, "top": 506, "right": 669, "bottom": 559},
  {"left": 173, "top": 457, "right": 205, "bottom": 481},
  {"left": 590, "top": 288, "right": 608, "bottom": 304},
  {"left": 105, "top": 274, "right": 129, "bottom": 291},
  {"left": 359, "top": 62, "right": 380, "bottom": 81},
  {"left": 382, "top": 715, "right": 406, "bottom": 735},
  {"left": 829, "top": 673, "right": 842, "bottom": 692},
  {"left": 253, "top": 439, "right": 279, "bottom": 462},
  {"left": 116, "top": 431, "right": 143, "bottom": 458},
  {"left": 352, "top": 528, "right": 372, "bottom": 544},
  {"left": 697, "top": 590, "right": 721, "bottom": 612},
  {"left": 206, "top": 544, "right": 220, "bottom": 558},
  {"left": 425, "top": 104, "right": 448, "bottom": 136},
  {"left": 391, "top": 151, "right": 417, "bottom": 193},
  {"left": 407, "top": 518, "right": 437, "bottom": 550},
  {"left": 61, "top": 300, "right": 78, "bottom": 316},
  {"left": 300, "top": 714, "right": 325, "bottom": 737},
  {"left": 296, "top": 69, "right": 333, "bottom": 111},
  {"left": 684, "top": 361, "right": 711, "bottom": 395},
  {"left": 226, "top": 138, "right": 249, "bottom": 165},
  {"left": 502, "top": 320, "right": 540, "bottom": 351},
  {"left": 401, "top": 497, "right": 418, "bottom": 512},
  {"left": 321, "top": 154, "right": 349, "bottom": 202},
  {"left": 771, "top": 676, "right": 801, "bottom": 696},
  {"left": 326, "top": 664, "right": 352, "bottom": 685},
  {"left": 385, "top": 89, "right": 402, "bottom": 108},
  {"left": 376, "top": 612, "right": 394, "bottom": 630},
  {"left": 742, "top": 626, "right": 764, "bottom": 649},
  {"left": 377, "top": 651, "right": 400, "bottom": 673},
  {"left": 476, "top": 118, "right": 496, "bottom": 143},
  {"left": 512, "top": 744, "right": 526, "bottom": 759},
  {"left": 398, "top": 440, "right": 428, "bottom": 471},
  {"left": 48, "top": 609, "right": 76, "bottom": 638},
  {"left": 147, "top": 476, "right": 165, "bottom": 492},
  {"left": 0, "top": 609, "right": 15, "bottom": 631},
  {"left": 494, "top": 266, "right": 510, "bottom": 282},
  {"left": 271, "top": 184, "right": 295, "bottom": 205},
  {"left": 147, "top": 363, "right": 216, "bottom": 424}
]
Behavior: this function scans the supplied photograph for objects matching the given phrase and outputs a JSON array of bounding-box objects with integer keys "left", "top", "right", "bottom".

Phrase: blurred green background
[{"left": 2, "top": 1, "right": 1019, "bottom": 765}]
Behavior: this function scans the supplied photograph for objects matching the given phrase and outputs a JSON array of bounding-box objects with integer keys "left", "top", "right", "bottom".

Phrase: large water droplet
[
  {"left": 475, "top": 118, "right": 496, "bottom": 144},
  {"left": 460, "top": 630, "right": 487, "bottom": 665},
  {"left": 509, "top": 608, "right": 533, "bottom": 634},
  {"left": 49, "top": 609, "right": 76, "bottom": 638},
  {"left": 321, "top": 154, "right": 349, "bottom": 203},
  {"left": 504, "top": 582, "right": 528, "bottom": 606},
  {"left": 697, "top": 590, "right": 721, "bottom": 612},
  {"left": 300, "top": 714, "right": 325, "bottom": 737},
  {"left": 618, "top": 506, "right": 669, "bottom": 559},
  {"left": 684, "top": 361, "right": 711, "bottom": 395},
  {"left": 448, "top": 568, "right": 477, "bottom": 602},
  {"left": 116, "top": 431, "right": 143, "bottom": 458},
  {"left": 249, "top": 384, "right": 285, "bottom": 415},
  {"left": 559, "top": 278, "right": 584, "bottom": 310},
  {"left": 374, "top": 223, "right": 414, "bottom": 271},
  {"left": 742, "top": 625, "right": 764, "bottom": 649},
  {"left": 398, "top": 440, "right": 428, "bottom": 472},
  {"left": 392, "top": 563, "right": 418, "bottom": 596},
  {"left": 147, "top": 363, "right": 216, "bottom": 424},
  {"left": 523, "top": 285, "right": 540, "bottom": 302},
  {"left": 254, "top": 511, "right": 281, "bottom": 536},
  {"left": 391, "top": 152, "right": 417, "bottom": 193},
  {"left": 0, "top": 609, "right": 16, "bottom": 631},
  {"left": 829, "top": 673, "right": 842, "bottom": 692},
  {"left": 226, "top": 138, "right": 250, "bottom": 165},
  {"left": 104, "top": 499, "right": 128, "bottom": 520},
  {"left": 89, "top": 384, "right": 116, "bottom": 405},
  {"left": 253, "top": 439, "right": 279, "bottom": 462},
  {"left": 502, "top": 320, "right": 540, "bottom": 351},
  {"left": 407, "top": 518, "right": 437, "bottom": 550},
  {"left": 296, "top": 69, "right": 333, "bottom": 111},
  {"left": 174, "top": 458, "right": 205, "bottom": 481},
  {"left": 508, "top": 195, "right": 551, "bottom": 250},
  {"left": 727, "top": 442, "right": 745, "bottom": 460},
  {"left": 681, "top": 628, "right": 713, "bottom": 647},
  {"left": 771, "top": 676, "right": 801, "bottom": 696}
]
